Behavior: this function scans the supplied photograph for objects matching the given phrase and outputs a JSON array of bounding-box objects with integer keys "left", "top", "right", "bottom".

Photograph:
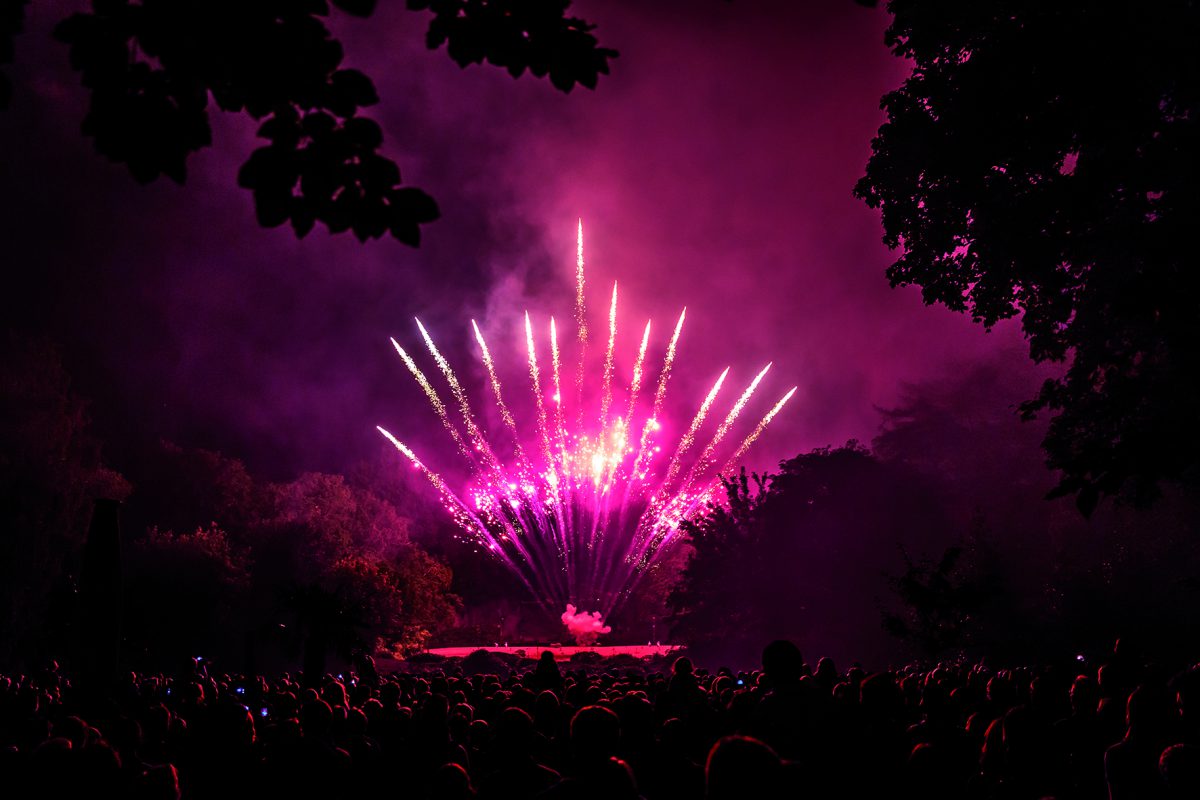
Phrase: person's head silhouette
[
  {"left": 706, "top": 735, "right": 784, "bottom": 800},
  {"left": 762, "top": 641, "right": 803, "bottom": 686}
]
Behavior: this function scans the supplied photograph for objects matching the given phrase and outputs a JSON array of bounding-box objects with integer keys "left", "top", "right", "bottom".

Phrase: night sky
[{"left": 1, "top": 1, "right": 1047, "bottom": 487}]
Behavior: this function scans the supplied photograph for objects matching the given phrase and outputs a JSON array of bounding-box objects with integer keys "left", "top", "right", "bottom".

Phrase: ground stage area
[{"left": 426, "top": 644, "right": 681, "bottom": 660}]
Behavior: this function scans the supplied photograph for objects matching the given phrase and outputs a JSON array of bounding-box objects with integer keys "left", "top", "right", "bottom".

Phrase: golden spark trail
[
  {"left": 391, "top": 338, "right": 475, "bottom": 465},
  {"left": 718, "top": 386, "right": 798, "bottom": 477},
  {"left": 550, "top": 317, "right": 563, "bottom": 407},
  {"left": 546, "top": 316, "right": 574, "bottom": 580},
  {"left": 598, "top": 282, "right": 619, "bottom": 430},
  {"left": 609, "top": 318, "right": 650, "bottom": 528},
  {"left": 525, "top": 312, "right": 555, "bottom": 468},
  {"left": 613, "top": 319, "right": 655, "bottom": 528},
  {"left": 379, "top": 426, "right": 554, "bottom": 601},
  {"left": 654, "top": 388, "right": 801, "bottom": 558},
  {"left": 529, "top": 313, "right": 573, "bottom": 563},
  {"left": 377, "top": 427, "right": 506, "bottom": 555},
  {"left": 669, "top": 363, "right": 774, "bottom": 514},
  {"left": 630, "top": 309, "right": 686, "bottom": 478},
  {"left": 574, "top": 219, "right": 588, "bottom": 422},
  {"left": 413, "top": 324, "right": 550, "bottom": 587},
  {"left": 692, "top": 364, "right": 773, "bottom": 476},
  {"left": 630, "top": 364, "right": 775, "bottom": 583},
  {"left": 414, "top": 321, "right": 542, "bottom": 575},
  {"left": 575, "top": 219, "right": 587, "bottom": 343},
  {"left": 415, "top": 318, "right": 501, "bottom": 471},
  {"left": 659, "top": 367, "right": 729, "bottom": 493},
  {"left": 627, "top": 365, "right": 742, "bottom": 569},
  {"left": 472, "top": 320, "right": 519, "bottom": 435},
  {"left": 376, "top": 426, "right": 468, "bottom": 521},
  {"left": 549, "top": 317, "right": 570, "bottom": 471},
  {"left": 623, "top": 320, "right": 652, "bottom": 430},
  {"left": 472, "top": 319, "right": 531, "bottom": 472},
  {"left": 653, "top": 309, "right": 686, "bottom": 416}
]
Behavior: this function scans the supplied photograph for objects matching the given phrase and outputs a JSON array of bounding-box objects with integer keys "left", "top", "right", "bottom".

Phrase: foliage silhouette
[
  {"left": 414, "top": 0, "right": 615, "bottom": 92},
  {"left": 242, "top": 469, "right": 460, "bottom": 662},
  {"left": 856, "top": 1, "right": 1200, "bottom": 514},
  {"left": 668, "top": 444, "right": 957, "bottom": 666},
  {"left": 882, "top": 541, "right": 995, "bottom": 658},
  {"left": 667, "top": 468, "right": 771, "bottom": 665},
  {"left": 124, "top": 524, "right": 251, "bottom": 665},
  {"left": 0, "top": 373, "right": 462, "bottom": 673},
  {"left": 33, "top": 1, "right": 615, "bottom": 245}
]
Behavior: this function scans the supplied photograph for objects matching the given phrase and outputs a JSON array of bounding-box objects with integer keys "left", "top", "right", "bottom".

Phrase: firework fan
[{"left": 379, "top": 222, "right": 796, "bottom": 627}]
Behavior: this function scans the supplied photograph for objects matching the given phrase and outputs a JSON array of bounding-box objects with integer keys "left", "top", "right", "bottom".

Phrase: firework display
[{"left": 379, "top": 222, "right": 795, "bottom": 625}]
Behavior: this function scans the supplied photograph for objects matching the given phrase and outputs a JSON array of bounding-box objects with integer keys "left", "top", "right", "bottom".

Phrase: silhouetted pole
[{"left": 78, "top": 498, "right": 122, "bottom": 696}]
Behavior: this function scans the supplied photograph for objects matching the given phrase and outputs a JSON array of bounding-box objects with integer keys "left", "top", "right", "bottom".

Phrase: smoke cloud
[{"left": 561, "top": 604, "right": 612, "bottom": 646}]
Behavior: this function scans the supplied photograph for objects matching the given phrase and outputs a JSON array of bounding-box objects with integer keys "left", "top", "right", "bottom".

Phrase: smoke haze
[{"left": 2, "top": 1, "right": 1044, "bottom": 495}]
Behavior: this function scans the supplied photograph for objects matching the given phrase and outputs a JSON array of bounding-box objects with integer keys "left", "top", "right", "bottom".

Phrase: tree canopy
[
  {"left": 6, "top": 0, "right": 615, "bottom": 245},
  {"left": 0, "top": 335, "right": 462, "bottom": 670},
  {"left": 668, "top": 444, "right": 958, "bottom": 666},
  {"left": 856, "top": 1, "right": 1200, "bottom": 514}
]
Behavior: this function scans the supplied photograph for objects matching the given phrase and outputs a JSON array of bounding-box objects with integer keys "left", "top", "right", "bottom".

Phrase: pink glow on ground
[{"left": 425, "top": 644, "right": 681, "bottom": 661}]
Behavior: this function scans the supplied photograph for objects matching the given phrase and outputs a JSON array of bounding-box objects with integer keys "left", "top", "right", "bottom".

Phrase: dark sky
[{"left": 1, "top": 1, "right": 1046, "bottom": 487}]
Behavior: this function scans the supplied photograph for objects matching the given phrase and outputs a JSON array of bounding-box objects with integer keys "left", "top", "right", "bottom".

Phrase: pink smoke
[{"left": 561, "top": 604, "right": 612, "bottom": 646}]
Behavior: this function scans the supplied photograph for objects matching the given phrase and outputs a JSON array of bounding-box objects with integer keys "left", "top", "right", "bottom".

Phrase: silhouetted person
[
  {"left": 1106, "top": 686, "right": 1173, "bottom": 800},
  {"left": 705, "top": 735, "right": 784, "bottom": 800},
  {"left": 641, "top": 717, "right": 703, "bottom": 800},
  {"left": 1097, "top": 664, "right": 1131, "bottom": 747},
  {"left": 854, "top": 672, "right": 908, "bottom": 797},
  {"left": 1159, "top": 744, "right": 1200, "bottom": 800},
  {"left": 1054, "top": 673, "right": 1107, "bottom": 800},
  {"left": 478, "top": 707, "right": 560, "bottom": 799},
  {"left": 658, "top": 657, "right": 703, "bottom": 723},
  {"left": 751, "top": 641, "right": 807, "bottom": 758},
  {"left": 541, "top": 705, "right": 638, "bottom": 799},
  {"left": 814, "top": 657, "right": 838, "bottom": 693},
  {"left": 136, "top": 764, "right": 182, "bottom": 800},
  {"left": 532, "top": 652, "right": 563, "bottom": 695},
  {"left": 284, "top": 698, "right": 352, "bottom": 799},
  {"left": 432, "top": 762, "right": 477, "bottom": 800},
  {"left": 904, "top": 742, "right": 961, "bottom": 800}
]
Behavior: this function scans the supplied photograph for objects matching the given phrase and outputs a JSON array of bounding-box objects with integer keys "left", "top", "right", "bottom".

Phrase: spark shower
[{"left": 379, "top": 222, "right": 795, "bottom": 630}]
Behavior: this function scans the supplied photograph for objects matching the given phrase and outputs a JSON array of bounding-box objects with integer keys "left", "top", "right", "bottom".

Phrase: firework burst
[{"left": 378, "top": 222, "right": 796, "bottom": 623}]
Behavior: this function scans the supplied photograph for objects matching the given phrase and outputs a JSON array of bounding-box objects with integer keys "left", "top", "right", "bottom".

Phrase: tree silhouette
[
  {"left": 107, "top": 438, "right": 461, "bottom": 668},
  {"left": 856, "top": 2, "right": 1200, "bottom": 514},
  {"left": 667, "top": 468, "right": 772, "bottom": 665},
  {"left": 23, "top": 1, "right": 617, "bottom": 245},
  {"left": 668, "top": 444, "right": 957, "bottom": 666},
  {"left": 0, "top": 334, "right": 130, "bottom": 666},
  {"left": 124, "top": 524, "right": 251, "bottom": 667}
]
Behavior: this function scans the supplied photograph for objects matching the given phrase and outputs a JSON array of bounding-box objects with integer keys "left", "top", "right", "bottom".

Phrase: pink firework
[{"left": 378, "top": 222, "right": 796, "bottom": 620}]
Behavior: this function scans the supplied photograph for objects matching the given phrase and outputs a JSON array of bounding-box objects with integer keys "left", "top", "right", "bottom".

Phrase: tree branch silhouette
[
  {"left": 856, "top": 1, "right": 1200, "bottom": 514},
  {"left": 35, "top": 1, "right": 616, "bottom": 246}
]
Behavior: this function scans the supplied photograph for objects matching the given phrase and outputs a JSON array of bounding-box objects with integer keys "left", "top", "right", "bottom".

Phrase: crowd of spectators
[{"left": 2, "top": 639, "right": 1199, "bottom": 799}]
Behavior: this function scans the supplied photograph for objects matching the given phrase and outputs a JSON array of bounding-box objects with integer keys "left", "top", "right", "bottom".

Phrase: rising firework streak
[{"left": 378, "top": 221, "right": 796, "bottom": 621}]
